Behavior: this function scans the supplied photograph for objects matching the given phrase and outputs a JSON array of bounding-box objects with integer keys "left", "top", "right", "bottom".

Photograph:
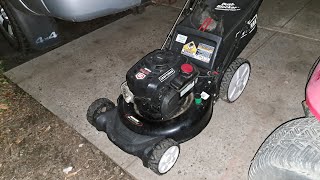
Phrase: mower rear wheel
[
  {"left": 148, "top": 138, "right": 180, "bottom": 175},
  {"left": 220, "top": 58, "right": 251, "bottom": 103},
  {"left": 86, "top": 98, "right": 115, "bottom": 131}
]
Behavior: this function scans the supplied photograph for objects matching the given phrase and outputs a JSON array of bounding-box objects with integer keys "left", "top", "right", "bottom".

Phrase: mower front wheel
[
  {"left": 148, "top": 138, "right": 180, "bottom": 175},
  {"left": 220, "top": 58, "right": 251, "bottom": 103},
  {"left": 86, "top": 98, "right": 115, "bottom": 131}
]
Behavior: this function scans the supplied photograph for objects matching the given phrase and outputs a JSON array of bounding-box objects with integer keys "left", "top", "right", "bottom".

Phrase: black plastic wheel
[
  {"left": 148, "top": 138, "right": 180, "bottom": 175},
  {"left": 0, "top": 0, "right": 28, "bottom": 52},
  {"left": 86, "top": 98, "right": 115, "bottom": 131},
  {"left": 220, "top": 58, "right": 251, "bottom": 103},
  {"left": 249, "top": 117, "right": 320, "bottom": 180}
]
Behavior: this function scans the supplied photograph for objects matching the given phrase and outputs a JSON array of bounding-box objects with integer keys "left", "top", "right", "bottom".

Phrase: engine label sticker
[
  {"left": 135, "top": 72, "right": 146, "bottom": 80},
  {"left": 176, "top": 34, "right": 188, "bottom": 44},
  {"left": 180, "top": 81, "right": 195, "bottom": 97},
  {"left": 215, "top": 3, "right": 240, "bottom": 11},
  {"left": 126, "top": 115, "right": 143, "bottom": 126},
  {"left": 139, "top": 68, "right": 151, "bottom": 75},
  {"left": 159, "top": 68, "right": 175, "bottom": 82},
  {"left": 194, "top": 43, "right": 215, "bottom": 63}
]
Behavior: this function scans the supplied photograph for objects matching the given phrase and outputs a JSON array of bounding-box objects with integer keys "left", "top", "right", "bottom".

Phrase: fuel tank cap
[{"left": 181, "top": 63, "right": 194, "bottom": 74}]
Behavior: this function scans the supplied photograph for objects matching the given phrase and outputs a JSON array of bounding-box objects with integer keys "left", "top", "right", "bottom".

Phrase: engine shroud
[{"left": 126, "top": 50, "right": 199, "bottom": 121}]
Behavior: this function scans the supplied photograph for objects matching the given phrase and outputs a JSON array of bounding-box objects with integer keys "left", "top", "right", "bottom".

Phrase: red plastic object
[
  {"left": 199, "top": 17, "right": 214, "bottom": 32},
  {"left": 306, "top": 60, "right": 320, "bottom": 121},
  {"left": 181, "top": 64, "right": 194, "bottom": 74}
]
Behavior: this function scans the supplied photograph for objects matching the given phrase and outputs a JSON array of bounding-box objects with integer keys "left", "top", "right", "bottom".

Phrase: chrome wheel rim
[
  {"left": 0, "top": 5, "right": 15, "bottom": 38},
  {"left": 228, "top": 63, "right": 250, "bottom": 102},
  {"left": 158, "top": 146, "right": 179, "bottom": 174}
]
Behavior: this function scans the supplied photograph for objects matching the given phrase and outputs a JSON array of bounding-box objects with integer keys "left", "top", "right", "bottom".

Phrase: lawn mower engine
[{"left": 122, "top": 50, "right": 199, "bottom": 121}]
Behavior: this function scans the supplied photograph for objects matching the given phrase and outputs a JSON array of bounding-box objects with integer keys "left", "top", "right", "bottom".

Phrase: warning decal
[
  {"left": 181, "top": 42, "right": 215, "bottom": 63},
  {"left": 181, "top": 41, "right": 197, "bottom": 57},
  {"left": 195, "top": 43, "right": 215, "bottom": 63}
]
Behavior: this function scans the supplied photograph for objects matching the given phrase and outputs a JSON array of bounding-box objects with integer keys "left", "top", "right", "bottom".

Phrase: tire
[
  {"left": 132, "top": 5, "right": 146, "bottom": 15},
  {"left": 249, "top": 117, "right": 320, "bottom": 180},
  {"left": 220, "top": 58, "right": 251, "bottom": 103},
  {"left": 86, "top": 98, "right": 115, "bottom": 131},
  {"left": 148, "top": 138, "right": 180, "bottom": 175},
  {"left": 0, "top": 0, "right": 28, "bottom": 52},
  {"left": 307, "top": 57, "right": 320, "bottom": 82}
]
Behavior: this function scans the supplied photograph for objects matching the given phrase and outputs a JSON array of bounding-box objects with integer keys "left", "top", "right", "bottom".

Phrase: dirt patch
[{"left": 0, "top": 72, "right": 135, "bottom": 180}]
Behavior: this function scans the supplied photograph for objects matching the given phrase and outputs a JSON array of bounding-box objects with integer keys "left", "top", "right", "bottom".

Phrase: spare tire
[{"left": 249, "top": 117, "right": 320, "bottom": 180}]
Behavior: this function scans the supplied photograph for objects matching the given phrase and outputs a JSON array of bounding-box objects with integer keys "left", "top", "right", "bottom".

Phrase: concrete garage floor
[{"left": 5, "top": 0, "right": 320, "bottom": 179}]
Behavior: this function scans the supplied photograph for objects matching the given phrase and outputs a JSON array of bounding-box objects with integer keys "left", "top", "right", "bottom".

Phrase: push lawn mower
[{"left": 87, "top": 0, "right": 263, "bottom": 175}]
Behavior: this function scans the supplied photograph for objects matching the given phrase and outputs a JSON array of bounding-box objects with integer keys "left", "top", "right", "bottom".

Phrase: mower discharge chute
[{"left": 87, "top": 0, "right": 263, "bottom": 175}]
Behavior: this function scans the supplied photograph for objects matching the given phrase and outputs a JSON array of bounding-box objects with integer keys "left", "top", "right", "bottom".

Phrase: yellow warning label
[{"left": 182, "top": 41, "right": 197, "bottom": 57}]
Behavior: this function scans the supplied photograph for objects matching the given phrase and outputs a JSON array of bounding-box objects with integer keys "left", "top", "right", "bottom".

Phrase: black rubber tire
[
  {"left": 148, "top": 138, "right": 180, "bottom": 175},
  {"left": 132, "top": 5, "right": 146, "bottom": 15},
  {"left": 249, "top": 117, "right": 320, "bottom": 180},
  {"left": 0, "top": 0, "right": 29, "bottom": 52},
  {"left": 219, "top": 58, "right": 251, "bottom": 103},
  {"left": 307, "top": 57, "right": 320, "bottom": 82},
  {"left": 86, "top": 98, "right": 115, "bottom": 130}
]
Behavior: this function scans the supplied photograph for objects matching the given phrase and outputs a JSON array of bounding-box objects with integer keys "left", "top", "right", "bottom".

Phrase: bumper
[
  {"left": 43, "top": 0, "right": 142, "bottom": 22},
  {"left": 11, "top": 0, "right": 142, "bottom": 22}
]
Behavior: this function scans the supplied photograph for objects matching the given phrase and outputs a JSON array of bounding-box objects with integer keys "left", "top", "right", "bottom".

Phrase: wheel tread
[
  {"left": 249, "top": 117, "right": 320, "bottom": 180},
  {"left": 86, "top": 98, "right": 115, "bottom": 128},
  {"left": 220, "top": 58, "right": 250, "bottom": 103},
  {"left": 148, "top": 138, "right": 179, "bottom": 175},
  {"left": 0, "top": 0, "right": 29, "bottom": 53}
]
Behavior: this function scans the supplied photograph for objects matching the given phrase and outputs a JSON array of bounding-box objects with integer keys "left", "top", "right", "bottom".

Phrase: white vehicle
[{"left": 0, "top": 0, "right": 152, "bottom": 52}]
